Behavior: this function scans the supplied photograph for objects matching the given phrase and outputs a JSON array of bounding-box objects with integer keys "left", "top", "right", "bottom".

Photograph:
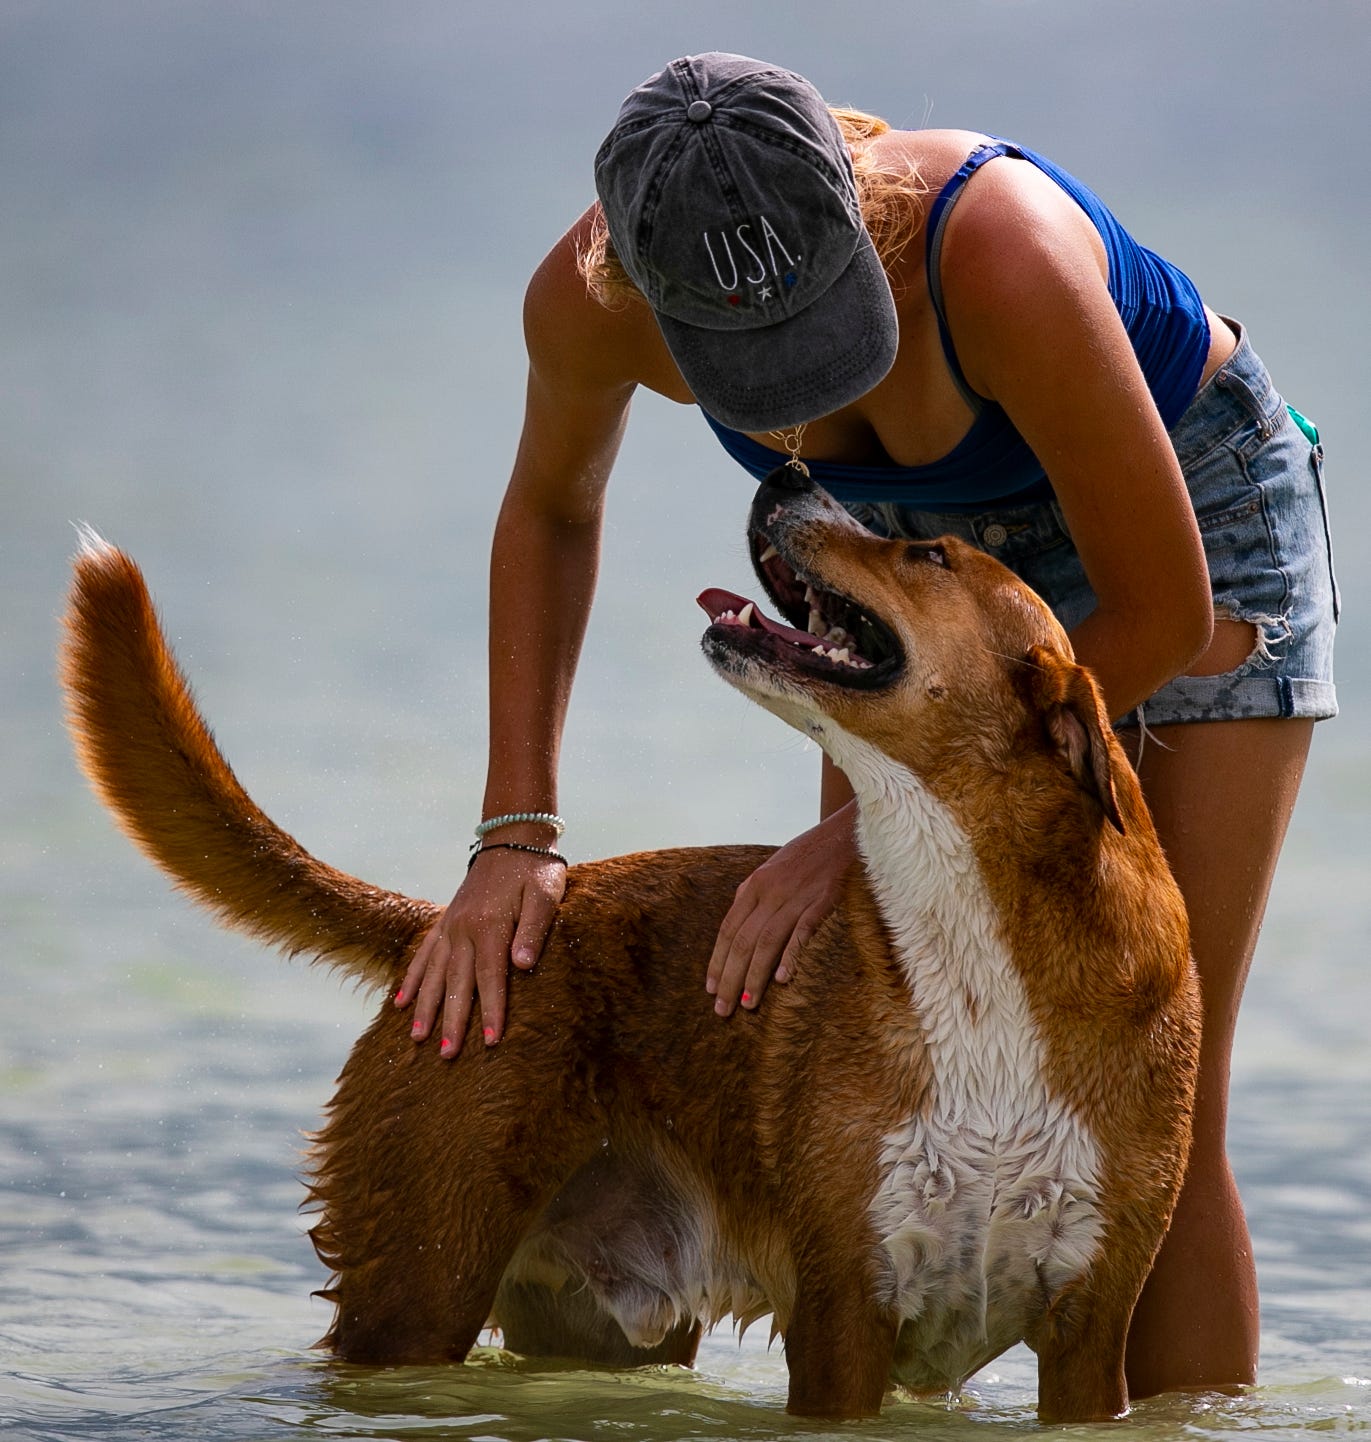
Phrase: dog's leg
[
  {"left": 324, "top": 1165, "right": 554, "bottom": 1366},
  {"left": 1032, "top": 1279, "right": 1132, "bottom": 1423},
  {"left": 313, "top": 1024, "right": 606, "bottom": 1366},
  {"left": 783, "top": 1270, "right": 898, "bottom": 1418},
  {"left": 1033, "top": 1182, "right": 1190, "bottom": 1423}
]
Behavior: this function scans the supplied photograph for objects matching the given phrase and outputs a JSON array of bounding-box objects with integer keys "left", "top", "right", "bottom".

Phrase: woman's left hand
[{"left": 706, "top": 802, "right": 858, "bottom": 1015}]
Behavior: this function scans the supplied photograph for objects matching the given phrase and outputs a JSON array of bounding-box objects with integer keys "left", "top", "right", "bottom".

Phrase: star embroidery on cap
[{"left": 756, "top": 283, "right": 774, "bottom": 302}]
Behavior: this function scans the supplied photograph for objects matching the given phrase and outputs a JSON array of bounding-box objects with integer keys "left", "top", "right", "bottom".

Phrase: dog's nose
[
  {"left": 758, "top": 461, "right": 814, "bottom": 494},
  {"left": 750, "top": 462, "right": 821, "bottom": 535}
]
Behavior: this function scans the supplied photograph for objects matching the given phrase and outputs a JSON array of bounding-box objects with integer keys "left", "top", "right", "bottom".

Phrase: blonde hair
[{"left": 579, "top": 107, "right": 925, "bottom": 308}]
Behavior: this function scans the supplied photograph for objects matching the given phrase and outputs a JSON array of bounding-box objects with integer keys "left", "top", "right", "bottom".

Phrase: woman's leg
[{"left": 1123, "top": 713, "right": 1314, "bottom": 1397}]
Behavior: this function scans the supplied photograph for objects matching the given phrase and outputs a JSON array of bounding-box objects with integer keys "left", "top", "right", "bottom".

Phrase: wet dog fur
[{"left": 60, "top": 470, "right": 1199, "bottom": 1421}]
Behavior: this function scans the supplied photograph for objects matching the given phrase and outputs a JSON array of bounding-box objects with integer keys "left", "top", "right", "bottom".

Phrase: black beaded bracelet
[{"left": 466, "top": 840, "right": 569, "bottom": 871}]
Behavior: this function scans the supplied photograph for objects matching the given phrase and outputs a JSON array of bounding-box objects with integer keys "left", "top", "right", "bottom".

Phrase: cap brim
[{"left": 655, "top": 241, "right": 899, "bottom": 434}]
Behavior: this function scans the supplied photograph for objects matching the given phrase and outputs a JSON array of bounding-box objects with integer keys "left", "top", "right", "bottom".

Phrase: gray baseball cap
[{"left": 594, "top": 53, "right": 899, "bottom": 433}]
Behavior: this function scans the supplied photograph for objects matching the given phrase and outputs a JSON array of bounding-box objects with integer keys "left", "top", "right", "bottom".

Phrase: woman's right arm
[{"left": 398, "top": 224, "right": 639, "bottom": 1056}]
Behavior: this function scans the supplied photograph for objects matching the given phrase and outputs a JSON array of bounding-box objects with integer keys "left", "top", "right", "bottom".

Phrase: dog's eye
[{"left": 906, "top": 543, "right": 948, "bottom": 568}]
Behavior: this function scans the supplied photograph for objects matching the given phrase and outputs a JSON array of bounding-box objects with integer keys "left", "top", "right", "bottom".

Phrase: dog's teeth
[
  {"left": 833, "top": 648, "right": 851, "bottom": 664},
  {"left": 737, "top": 603, "right": 755, "bottom": 627},
  {"left": 759, "top": 543, "right": 778, "bottom": 563},
  {"left": 824, "top": 626, "right": 849, "bottom": 646},
  {"left": 808, "top": 610, "right": 825, "bottom": 636}
]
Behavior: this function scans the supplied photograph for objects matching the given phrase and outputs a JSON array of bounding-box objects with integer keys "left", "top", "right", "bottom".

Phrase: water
[{"left": 4, "top": 3, "right": 1370, "bottom": 1438}]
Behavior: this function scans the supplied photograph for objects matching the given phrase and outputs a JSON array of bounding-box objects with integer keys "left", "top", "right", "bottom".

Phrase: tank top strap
[{"left": 924, "top": 140, "right": 1018, "bottom": 409}]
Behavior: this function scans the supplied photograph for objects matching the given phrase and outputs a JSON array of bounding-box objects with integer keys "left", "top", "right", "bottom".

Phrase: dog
[{"left": 60, "top": 466, "right": 1199, "bottom": 1422}]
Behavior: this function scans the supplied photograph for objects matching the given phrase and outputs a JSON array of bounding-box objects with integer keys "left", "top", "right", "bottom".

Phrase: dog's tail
[{"left": 59, "top": 529, "right": 437, "bottom": 990}]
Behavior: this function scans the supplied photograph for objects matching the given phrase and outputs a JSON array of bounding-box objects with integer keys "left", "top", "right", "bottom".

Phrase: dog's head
[{"left": 700, "top": 466, "right": 1126, "bottom": 834}]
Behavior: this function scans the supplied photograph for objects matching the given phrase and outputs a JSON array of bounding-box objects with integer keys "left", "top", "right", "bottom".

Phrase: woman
[{"left": 397, "top": 54, "right": 1337, "bottom": 1396}]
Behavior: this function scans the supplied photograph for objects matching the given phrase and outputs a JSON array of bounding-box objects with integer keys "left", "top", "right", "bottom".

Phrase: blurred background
[{"left": 2, "top": 4, "right": 1367, "bottom": 1438}]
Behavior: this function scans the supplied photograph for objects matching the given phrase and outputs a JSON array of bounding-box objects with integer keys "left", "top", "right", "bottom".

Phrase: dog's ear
[{"left": 1025, "top": 645, "right": 1125, "bottom": 835}]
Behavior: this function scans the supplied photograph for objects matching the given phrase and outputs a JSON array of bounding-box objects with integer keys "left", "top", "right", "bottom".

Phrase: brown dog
[{"left": 60, "top": 468, "right": 1199, "bottom": 1422}]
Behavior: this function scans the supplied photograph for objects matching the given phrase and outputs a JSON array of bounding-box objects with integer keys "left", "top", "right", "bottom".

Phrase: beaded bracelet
[
  {"left": 467, "top": 840, "right": 569, "bottom": 871},
  {"left": 474, "top": 811, "right": 566, "bottom": 839}
]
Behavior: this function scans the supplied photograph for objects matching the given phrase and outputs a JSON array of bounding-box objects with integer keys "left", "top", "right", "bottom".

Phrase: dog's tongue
[{"left": 697, "top": 588, "right": 817, "bottom": 648}]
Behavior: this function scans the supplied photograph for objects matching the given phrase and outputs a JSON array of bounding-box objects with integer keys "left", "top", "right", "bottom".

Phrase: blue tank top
[{"left": 703, "top": 138, "right": 1210, "bottom": 510}]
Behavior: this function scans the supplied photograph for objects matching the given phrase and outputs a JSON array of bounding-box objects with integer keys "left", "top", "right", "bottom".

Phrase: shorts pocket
[
  {"left": 1193, "top": 491, "right": 1263, "bottom": 535},
  {"left": 1182, "top": 433, "right": 1265, "bottom": 543}
]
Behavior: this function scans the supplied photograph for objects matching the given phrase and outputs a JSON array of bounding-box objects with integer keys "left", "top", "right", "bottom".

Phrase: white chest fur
[{"left": 826, "top": 731, "right": 1104, "bottom": 1384}]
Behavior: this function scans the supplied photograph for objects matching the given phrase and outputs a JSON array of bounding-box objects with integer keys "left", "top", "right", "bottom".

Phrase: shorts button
[
  {"left": 982, "top": 523, "right": 1009, "bottom": 547},
  {"left": 687, "top": 100, "right": 712, "bottom": 122}
]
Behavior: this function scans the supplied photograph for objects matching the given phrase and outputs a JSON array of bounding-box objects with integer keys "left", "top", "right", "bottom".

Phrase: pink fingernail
[
  {"left": 440, "top": 1039, "right": 454, "bottom": 1058},
  {"left": 483, "top": 1027, "right": 496, "bottom": 1045},
  {"left": 394, "top": 988, "right": 406, "bottom": 1006},
  {"left": 705, "top": 977, "right": 717, "bottom": 995},
  {"left": 411, "top": 1022, "right": 424, "bottom": 1038},
  {"left": 741, "top": 991, "right": 753, "bottom": 1006}
]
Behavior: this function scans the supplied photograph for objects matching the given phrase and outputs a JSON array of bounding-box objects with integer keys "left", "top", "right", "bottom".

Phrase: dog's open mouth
[{"left": 698, "top": 537, "right": 902, "bottom": 689}]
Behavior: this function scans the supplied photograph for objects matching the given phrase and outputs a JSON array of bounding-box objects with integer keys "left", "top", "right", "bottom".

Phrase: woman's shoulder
[
  {"left": 524, "top": 206, "right": 689, "bottom": 401},
  {"left": 525, "top": 206, "right": 626, "bottom": 339},
  {"left": 872, "top": 127, "right": 989, "bottom": 186},
  {"left": 877, "top": 128, "right": 1079, "bottom": 210}
]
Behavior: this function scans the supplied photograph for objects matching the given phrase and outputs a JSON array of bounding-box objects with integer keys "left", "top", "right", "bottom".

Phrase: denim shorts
[{"left": 846, "top": 321, "right": 1339, "bottom": 726}]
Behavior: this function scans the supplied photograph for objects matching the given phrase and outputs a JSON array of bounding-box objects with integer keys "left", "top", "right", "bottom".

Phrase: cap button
[{"left": 686, "top": 100, "right": 712, "bottom": 123}]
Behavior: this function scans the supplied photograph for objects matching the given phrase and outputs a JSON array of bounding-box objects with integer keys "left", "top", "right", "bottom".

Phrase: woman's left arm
[
  {"left": 708, "top": 160, "right": 1217, "bottom": 1017},
  {"left": 938, "top": 157, "right": 1213, "bottom": 719}
]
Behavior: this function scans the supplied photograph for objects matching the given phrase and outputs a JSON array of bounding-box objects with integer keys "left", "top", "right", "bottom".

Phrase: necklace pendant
[{"left": 769, "top": 421, "right": 809, "bottom": 477}]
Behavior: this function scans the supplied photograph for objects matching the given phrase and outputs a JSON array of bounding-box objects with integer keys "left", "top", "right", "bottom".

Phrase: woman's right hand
[{"left": 396, "top": 848, "right": 566, "bottom": 1057}]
